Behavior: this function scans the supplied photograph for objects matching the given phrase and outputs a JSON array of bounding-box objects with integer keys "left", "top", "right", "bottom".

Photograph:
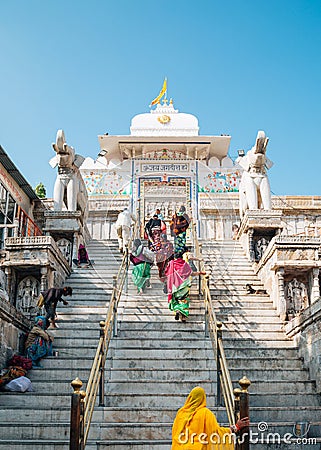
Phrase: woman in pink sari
[{"left": 165, "top": 252, "right": 205, "bottom": 322}]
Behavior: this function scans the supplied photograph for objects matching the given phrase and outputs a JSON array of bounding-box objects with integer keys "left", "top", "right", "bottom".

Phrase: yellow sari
[{"left": 171, "top": 387, "right": 234, "bottom": 450}]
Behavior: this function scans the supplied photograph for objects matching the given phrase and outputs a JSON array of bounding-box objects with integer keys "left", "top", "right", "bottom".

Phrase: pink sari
[{"left": 165, "top": 258, "right": 192, "bottom": 302}]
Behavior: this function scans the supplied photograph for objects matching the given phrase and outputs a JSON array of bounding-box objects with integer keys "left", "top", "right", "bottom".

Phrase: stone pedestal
[
  {"left": 255, "top": 235, "right": 321, "bottom": 321},
  {"left": 44, "top": 211, "right": 86, "bottom": 266},
  {"left": 3, "top": 235, "right": 71, "bottom": 319},
  {"left": 237, "top": 210, "right": 283, "bottom": 262}
]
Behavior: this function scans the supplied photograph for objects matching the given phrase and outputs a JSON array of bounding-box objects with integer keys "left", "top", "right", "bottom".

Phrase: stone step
[
  {"left": 56, "top": 312, "right": 107, "bottom": 321},
  {"left": 104, "top": 378, "right": 316, "bottom": 395},
  {"left": 221, "top": 328, "right": 293, "bottom": 338},
  {"left": 109, "top": 357, "right": 215, "bottom": 370},
  {"left": 118, "top": 313, "right": 206, "bottom": 322},
  {"left": 118, "top": 321, "right": 204, "bottom": 331},
  {"left": 28, "top": 367, "right": 92, "bottom": 381},
  {"left": 0, "top": 393, "right": 73, "bottom": 408},
  {"left": 226, "top": 357, "right": 303, "bottom": 370},
  {"left": 109, "top": 347, "right": 214, "bottom": 359},
  {"left": 53, "top": 336, "right": 212, "bottom": 349},
  {"left": 104, "top": 393, "right": 216, "bottom": 408},
  {"left": 212, "top": 304, "right": 280, "bottom": 312},
  {"left": 221, "top": 322, "right": 284, "bottom": 332},
  {"left": 52, "top": 327, "right": 204, "bottom": 339},
  {"left": 0, "top": 441, "right": 97, "bottom": 450},
  {"left": 102, "top": 390, "right": 321, "bottom": 408},
  {"left": 224, "top": 347, "right": 298, "bottom": 358},
  {"left": 0, "top": 405, "right": 320, "bottom": 426},
  {"left": 106, "top": 367, "right": 309, "bottom": 382},
  {"left": 31, "top": 356, "right": 94, "bottom": 369},
  {"left": 54, "top": 306, "right": 108, "bottom": 315},
  {"left": 106, "top": 380, "right": 215, "bottom": 395},
  {"left": 41, "top": 346, "right": 97, "bottom": 358},
  {"left": 49, "top": 320, "right": 108, "bottom": 330}
]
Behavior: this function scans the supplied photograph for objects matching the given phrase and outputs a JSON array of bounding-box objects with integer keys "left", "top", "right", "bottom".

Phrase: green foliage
[{"left": 34, "top": 182, "right": 46, "bottom": 199}]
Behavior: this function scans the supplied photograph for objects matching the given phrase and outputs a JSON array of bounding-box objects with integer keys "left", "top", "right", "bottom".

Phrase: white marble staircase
[
  {"left": 203, "top": 240, "right": 321, "bottom": 449},
  {"left": 1, "top": 237, "right": 321, "bottom": 450}
]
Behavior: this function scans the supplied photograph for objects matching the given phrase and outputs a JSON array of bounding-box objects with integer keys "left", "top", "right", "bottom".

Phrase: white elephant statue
[
  {"left": 237, "top": 130, "right": 273, "bottom": 218},
  {"left": 49, "top": 130, "right": 87, "bottom": 212}
]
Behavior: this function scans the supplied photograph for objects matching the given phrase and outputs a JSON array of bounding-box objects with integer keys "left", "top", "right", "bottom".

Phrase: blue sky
[{"left": 1, "top": 0, "right": 320, "bottom": 196}]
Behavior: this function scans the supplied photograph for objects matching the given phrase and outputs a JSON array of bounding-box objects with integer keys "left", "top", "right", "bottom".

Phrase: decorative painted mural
[
  {"left": 198, "top": 168, "right": 241, "bottom": 193},
  {"left": 82, "top": 170, "right": 131, "bottom": 196}
]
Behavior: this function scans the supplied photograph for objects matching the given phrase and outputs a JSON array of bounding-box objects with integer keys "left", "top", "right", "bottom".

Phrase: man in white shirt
[{"left": 115, "top": 207, "right": 136, "bottom": 253}]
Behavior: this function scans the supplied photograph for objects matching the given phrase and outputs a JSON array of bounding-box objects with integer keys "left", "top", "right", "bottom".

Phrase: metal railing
[
  {"left": 191, "top": 222, "right": 250, "bottom": 435},
  {"left": 69, "top": 217, "right": 139, "bottom": 450}
]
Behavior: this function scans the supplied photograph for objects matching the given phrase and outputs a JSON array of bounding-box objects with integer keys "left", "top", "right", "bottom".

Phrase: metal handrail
[
  {"left": 70, "top": 215, "right": 139, "bottom": 449},
  {"left": 191, "top": 222, "right": 235, "bottom": 426}
]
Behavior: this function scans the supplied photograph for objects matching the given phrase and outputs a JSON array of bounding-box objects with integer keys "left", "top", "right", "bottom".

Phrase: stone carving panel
[
  {"left": 285, "top": 277, "right": 309, "bottom": 316},
  {"left": 281, "top": 249, "right": 316, "bottom": 261},
  {"left": 0, "top": 270, "right": 9, "bottom": 301},
  {"left": 254, "top": 237, "right": 270, "bottom": 261},
  {"left": 56, "top": 238, "right": 72, "bottom": 266},
  {"left": 16, "top": 276, "right": 41, "bottom": 318}
]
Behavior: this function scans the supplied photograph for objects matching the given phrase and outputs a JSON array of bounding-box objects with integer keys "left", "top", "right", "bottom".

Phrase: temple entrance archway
[{"left": 137, "top": 177, "right": 191, "bottom": 238}]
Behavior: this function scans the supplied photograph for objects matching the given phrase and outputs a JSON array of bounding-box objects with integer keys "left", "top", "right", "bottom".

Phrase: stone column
[
  {"left": 40, "top": 267, "right": 48, "bottom": 292},
  {"left": 13, "top": 218, "right": 19, "bottom": 238},
  {"left": 276, "top": 268, "right": 286, "bottom": 321},
  {"left": 4, "top": 267, "right": 12, "bottom": 303},
  {"left": 72, "top": 233, "right": 79, "bottom": 263},
  {"left": 311, "top": 268, "right": 320, "bottom": 304},
  {"left": 248, "top": 228, "right": 255, "bottom": 261}
]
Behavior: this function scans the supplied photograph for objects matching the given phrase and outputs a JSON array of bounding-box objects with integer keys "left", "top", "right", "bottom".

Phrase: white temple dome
[{"left": 130, "top": 101, "right": 199, "bottom": 137}]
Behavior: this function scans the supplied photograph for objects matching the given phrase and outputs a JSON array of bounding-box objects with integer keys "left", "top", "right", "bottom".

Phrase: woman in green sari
[
  {"left": 130, "top": 239, "right": 154, "bottom": 294},
  {"left": 165, "top": 252, "right": 205, "bottom": 322}
]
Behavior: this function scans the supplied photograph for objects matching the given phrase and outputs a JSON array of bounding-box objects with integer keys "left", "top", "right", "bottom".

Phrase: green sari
[
  {"left": 168, "top": 278, "right": 192, "bottom": 317},
  {"left": 132, "top": 262, "right": 151, "bottom": 291}
]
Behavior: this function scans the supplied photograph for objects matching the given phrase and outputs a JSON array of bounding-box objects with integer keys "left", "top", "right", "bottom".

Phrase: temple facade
[
  {"left": 80, "top": 100, "right": 321, "bottom": 242},
  {"left": 80, "top": 100, "right": 241, "bottom": 240},
  {"left": 1, "top": 93, "right": 321, "bottom": 384}
]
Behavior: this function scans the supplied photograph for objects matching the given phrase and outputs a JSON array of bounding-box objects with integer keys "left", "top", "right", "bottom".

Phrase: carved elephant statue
[
  {"left": 237, "top": 131, "right": 273, "bottom": 218},
  {"left": 49, "top": 130, "right": 87, "bottom": 212}
]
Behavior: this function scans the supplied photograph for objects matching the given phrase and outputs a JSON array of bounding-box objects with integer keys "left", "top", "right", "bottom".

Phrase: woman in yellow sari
[{"left": 172, "top": 386, "right": 249, "bottom": 449}]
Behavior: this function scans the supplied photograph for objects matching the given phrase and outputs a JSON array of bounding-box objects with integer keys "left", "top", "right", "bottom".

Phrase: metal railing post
[
  {"left": 198, "top": 243, "right": 202, "bottom": 295},
  {"left": 70, "top": 377, "right": 85, "bottom": 450},
  {"left": 216, "top": 322, "right": 223, "bottom": 406},
  {"left": 204, "top": 302, "right": 209, "bottom": 338},
  {"left": 238, "top": 376, "right": 251, "bottom": 450},
  {"left": 99, "top": 321, "right": 106, "bottom": 407},
  {"left": 112, "top": 275, "right": 118, "bottom": 337},
  {"left": 234, "top": 388, "right": 241, "bottom": 450},
  {"left": 125, "top": 245, "right": 129, "bottom": 294}
]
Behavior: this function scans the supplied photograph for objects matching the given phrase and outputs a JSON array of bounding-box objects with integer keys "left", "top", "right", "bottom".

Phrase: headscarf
[
  {"left": 176, "top": 387, "right": 207, "bottom": 431},
  {"left": 34, "top": 315, "right": 48, "bottom": 330},
  {"left": 171, "top": 386, "right": 233, "bottom": 449},
  {"left": 132, "top": 239, "right": 143, "bottom": 257}
]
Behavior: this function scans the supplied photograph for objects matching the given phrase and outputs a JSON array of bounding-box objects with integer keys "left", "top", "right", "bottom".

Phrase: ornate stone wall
[{"left": 285, "top": 298, "right": 321, "bottom": 393}]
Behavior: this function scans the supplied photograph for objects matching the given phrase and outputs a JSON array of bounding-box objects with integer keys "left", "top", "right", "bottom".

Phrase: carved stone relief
[
  {"left": 56, "top": 238, "right": 72, "bottom": 266},
  {"left": 0, "top": 270, "right": 9, "bottom": 301},
  {"left": 16, "top": 276, "right": 41, "bottom": 318},
  {"left": 285, "top": 277, "right": 309, "bottom": 317}
]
